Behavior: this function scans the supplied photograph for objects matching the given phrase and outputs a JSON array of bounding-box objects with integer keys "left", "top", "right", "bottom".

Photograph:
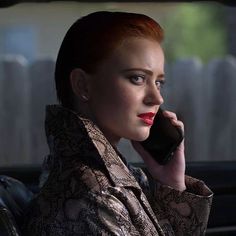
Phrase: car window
[{"left": 0, "top": 1, "right": 235, "bottom": 165}]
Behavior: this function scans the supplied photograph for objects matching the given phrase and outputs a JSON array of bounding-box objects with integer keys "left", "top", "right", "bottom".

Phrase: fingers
[
  {"left": 171, "top": 119, "right": 184, "bottom": 132},
  {"left": 162, "top": 110, "right": 177, "bottom": 120},
  {"left": 162, "top": 110, "right": 184, "bottom": 133}
]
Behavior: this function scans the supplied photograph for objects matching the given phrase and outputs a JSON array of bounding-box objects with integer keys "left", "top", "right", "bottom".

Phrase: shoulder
[
  {"left": 23, "top": 183, "right": 134, "bottom": 236},
  {"left": 22, "top": 164, "right": 115, "bottom": 235}
]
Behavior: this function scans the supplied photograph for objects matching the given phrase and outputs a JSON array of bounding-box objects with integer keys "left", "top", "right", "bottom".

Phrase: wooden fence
[{"left": 0, "top": 55, "right": 236, "bottom": 166}]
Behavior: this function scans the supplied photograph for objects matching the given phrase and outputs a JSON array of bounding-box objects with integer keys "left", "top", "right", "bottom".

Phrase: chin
[
  {"left": 121, "top": 124, "right": 151, "bottom": 141},
  {"left": 130, "top": 129, "right": 150, "bottom": 141}
]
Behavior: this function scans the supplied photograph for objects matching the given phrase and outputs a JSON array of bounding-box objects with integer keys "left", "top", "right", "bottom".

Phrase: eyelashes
[
  {"left": 128, "top": 75, "right": 145, "bottom": 84},
  {"left": 155, "top": 80, "right": 165, "bottom": 89},
  {"left": 127, "top": 74, "right": 165, "bottom": 89}
]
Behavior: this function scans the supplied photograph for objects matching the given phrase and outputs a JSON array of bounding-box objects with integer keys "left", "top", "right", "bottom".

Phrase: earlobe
[{"left": 70, "top": 68, "right": 90, "bottom": 101}]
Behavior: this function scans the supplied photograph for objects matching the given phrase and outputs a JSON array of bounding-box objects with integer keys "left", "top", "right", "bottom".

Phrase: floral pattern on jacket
[{"left": 22, "top": 105, "right": 213, "bottom": 236}]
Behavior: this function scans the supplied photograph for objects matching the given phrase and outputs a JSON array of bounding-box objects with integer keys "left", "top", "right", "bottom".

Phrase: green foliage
[{"left": 161, "top": 3, "right": 227, "bottom": 63}]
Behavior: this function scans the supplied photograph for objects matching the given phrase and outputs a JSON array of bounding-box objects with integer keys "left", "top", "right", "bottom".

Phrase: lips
[{"left": 137, "top": 112, "right": 155, "bottom": 125}]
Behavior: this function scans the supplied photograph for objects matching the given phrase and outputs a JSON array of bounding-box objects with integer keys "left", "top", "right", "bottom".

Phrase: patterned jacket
[{"left": 22, "top": 105, "right": 213, "bottom": 236}]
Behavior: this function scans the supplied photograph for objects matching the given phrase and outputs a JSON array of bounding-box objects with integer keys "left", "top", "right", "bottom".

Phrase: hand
[{"left": 131, "top": 110, "right": 186, "bottom": 192}]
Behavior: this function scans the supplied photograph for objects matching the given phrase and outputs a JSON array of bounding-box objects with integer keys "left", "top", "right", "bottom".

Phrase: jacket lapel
[
  {"left": 45, "top": 105, "right": 141, "bottom": 191},
  {"left": 79, "top": 115, "right": 142, "bottom": 191},
  {"left": 45, "top": 105, "right": 164, "bottom": 235}
]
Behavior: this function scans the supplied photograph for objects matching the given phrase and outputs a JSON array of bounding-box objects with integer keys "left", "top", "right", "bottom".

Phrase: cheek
[
  {"left": 94, "top": 81, "right": 139, "bottom": 112},
  {"left": 113, "top": 89, "right": 135, "bottom": 109},
  {"left": 111, "top": 88, "right": 142, "bottom": 119},
  {"left": 93, "top": 86, "right": 121, "bottom": 109}
]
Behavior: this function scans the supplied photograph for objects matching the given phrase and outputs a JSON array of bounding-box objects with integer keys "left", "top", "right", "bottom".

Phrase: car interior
[{"left": 0, "top": 0, "right": 236, "bottom": 235}]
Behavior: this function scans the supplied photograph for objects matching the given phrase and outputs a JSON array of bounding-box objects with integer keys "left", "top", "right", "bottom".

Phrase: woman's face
[{"left": 87, "top": 37, "right": 165, "bottom": 146}]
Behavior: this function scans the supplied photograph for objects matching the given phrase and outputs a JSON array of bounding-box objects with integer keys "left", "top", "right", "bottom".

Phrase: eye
[
  {"left": 128, "top": 75, "right": 145, "bottom": 85},
  {"left": 155, "top": 80, "right": 165, "bottom": 90}
]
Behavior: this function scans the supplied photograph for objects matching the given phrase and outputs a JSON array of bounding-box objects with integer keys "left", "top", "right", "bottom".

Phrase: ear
[{"left": 70, "top": 68, "right": 90, "bottom": 101}]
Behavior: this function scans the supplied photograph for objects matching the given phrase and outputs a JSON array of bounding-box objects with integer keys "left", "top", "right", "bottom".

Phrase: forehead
[{"left": 99, "top": 37, "right": 165, "bottom": 72}]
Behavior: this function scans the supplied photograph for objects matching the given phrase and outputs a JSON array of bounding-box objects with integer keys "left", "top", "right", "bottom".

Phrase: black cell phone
[{"left": 140, "top": 108, "right": 184, "bottom": 165}]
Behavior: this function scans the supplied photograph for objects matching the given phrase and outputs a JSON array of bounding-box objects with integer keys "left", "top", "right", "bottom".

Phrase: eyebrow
[{"left": 121, "top": 68, "right": 165, "bottom": 80}]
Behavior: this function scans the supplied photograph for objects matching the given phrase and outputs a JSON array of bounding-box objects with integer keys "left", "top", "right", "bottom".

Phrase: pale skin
[{"left": 70, "top": 37, "right": 186, "bottom": 191}]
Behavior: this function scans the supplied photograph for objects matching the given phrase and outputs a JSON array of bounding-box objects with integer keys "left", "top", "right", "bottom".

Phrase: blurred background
[{"left": 0, "top": 1, "right": 235, "bottom": 166}]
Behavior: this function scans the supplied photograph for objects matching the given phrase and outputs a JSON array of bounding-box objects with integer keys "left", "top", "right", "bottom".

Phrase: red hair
[{"left": 55, "top": 11, "right": 164, "bottom": 108}]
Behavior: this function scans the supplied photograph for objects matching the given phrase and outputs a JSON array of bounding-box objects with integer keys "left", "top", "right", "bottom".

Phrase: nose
[{"left": 143, "top": 83, "right": 164, "bottom": 106}]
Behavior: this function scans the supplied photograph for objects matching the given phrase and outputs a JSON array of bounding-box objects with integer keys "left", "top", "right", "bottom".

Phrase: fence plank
[
  {"left": 167, "top": 58, "right": 205, "bottom": 161},
  {"left": 29, "top": 58, "right": 57, "bottom": 164},
  {"left": 0, "top": 55, "right": 30, "bottom": 166},
  {"left": 205, "top": 56, "right": 236, "bottom": 161}
]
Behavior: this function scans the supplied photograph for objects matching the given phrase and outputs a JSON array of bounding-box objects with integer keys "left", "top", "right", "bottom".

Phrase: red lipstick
[{"left": 138, "top": 112, "right": 155, "bottom": 125}]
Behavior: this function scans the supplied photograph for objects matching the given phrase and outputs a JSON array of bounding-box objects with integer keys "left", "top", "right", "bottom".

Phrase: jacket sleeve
[{"left": 129, "top": 165, "right": 213, "bottom": 236}]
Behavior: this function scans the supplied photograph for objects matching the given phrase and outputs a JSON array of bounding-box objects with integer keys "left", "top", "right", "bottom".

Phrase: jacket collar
[{"left": 45, "top": 105, "right": 141, "bottom": 191}]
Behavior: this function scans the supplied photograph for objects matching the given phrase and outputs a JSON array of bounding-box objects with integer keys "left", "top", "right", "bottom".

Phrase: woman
[{"left": 23, "top": 11, "right": 213, "bottom": 235}]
